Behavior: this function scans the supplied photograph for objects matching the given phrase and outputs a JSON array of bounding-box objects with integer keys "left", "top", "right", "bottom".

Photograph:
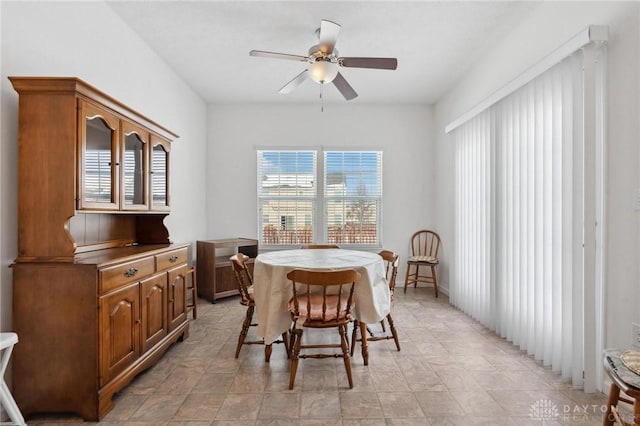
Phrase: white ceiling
[{"left": 107, "top": 1, "right": 538, "bottom": 105}]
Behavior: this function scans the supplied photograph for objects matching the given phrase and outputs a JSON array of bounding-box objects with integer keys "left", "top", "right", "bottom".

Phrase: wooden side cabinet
[{"left": 196, "top": 238, "right": 258, "bottom": 302}]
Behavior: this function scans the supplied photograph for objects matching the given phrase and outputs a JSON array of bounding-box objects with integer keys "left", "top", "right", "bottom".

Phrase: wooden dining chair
[
  {"left": 287, "top": 268, "right": 360, "bottom": 390},
  {"left": 300, "top": 244, "right": 340, "bottom": 249},
  {"left": 603, "top": 351, "right": 640, "bottom": 426},
  {"left": 230, "top": 253, "right": 289, "bottom": 362},
  {"left": 351, "top": 249, "right": 400, "bottom": 357},
  {"left": 404, "top": 230, "right": 441, "bottom": 297}
]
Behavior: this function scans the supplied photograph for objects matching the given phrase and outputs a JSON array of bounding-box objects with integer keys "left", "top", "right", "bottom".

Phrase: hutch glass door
[
  {"left": 79, "top": 101, "right": 119, "bottom": 210},
  {"left": 151, "top": 136, "right": 170, "bottom": 211},
  {"left": 122, "top": 123, "right": 149, "bottom": 210}
]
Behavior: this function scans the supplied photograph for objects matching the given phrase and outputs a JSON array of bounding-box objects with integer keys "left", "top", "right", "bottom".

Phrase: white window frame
[{"left": 257, "top": 149, "right": 383, "bottom": 250}]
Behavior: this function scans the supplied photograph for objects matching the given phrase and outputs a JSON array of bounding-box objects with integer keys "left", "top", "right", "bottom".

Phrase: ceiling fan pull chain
[{"left": 320, "top": 84, "right": 324, "bottom": 112}]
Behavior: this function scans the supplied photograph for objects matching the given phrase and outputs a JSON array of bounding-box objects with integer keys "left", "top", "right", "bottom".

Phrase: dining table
[{"left": 252, "top": 248, "right": 391, "bottom": 365}]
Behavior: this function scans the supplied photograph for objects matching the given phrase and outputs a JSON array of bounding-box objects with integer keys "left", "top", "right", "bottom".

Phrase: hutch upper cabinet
[
  {"left": 9, "top": 77, "right": 189, "bottom": 421},
  {"left": 78, "top": 98, "right": 167, "bottom": 212}
]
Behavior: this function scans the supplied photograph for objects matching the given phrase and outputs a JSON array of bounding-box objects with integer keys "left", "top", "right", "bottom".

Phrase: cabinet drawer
[
  {"left": 100, "top": 257, "right": 155, "bottom": 294},
  {"left": 156, "top": 247, "right": 188, "bottom": 271}
]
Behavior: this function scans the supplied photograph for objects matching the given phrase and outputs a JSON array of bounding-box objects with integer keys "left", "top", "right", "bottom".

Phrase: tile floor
[{"left": 28, "top": 288, "right": 612, "bottom": 425}]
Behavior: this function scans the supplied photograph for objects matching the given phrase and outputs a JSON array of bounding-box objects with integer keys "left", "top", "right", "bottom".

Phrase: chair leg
[
  {"left": 431, "top": 264, "right": 438, "bottom": 298},
  {"left": 264, "top": 344, "right": 273, "bottom": 363},
  {"left": 386, "top": 313, "right": 401, "bottom": 351},
  {"left": 603, "top": 383, "right": 620, "bottom": 426},
  {"left": 359, "top": 321, "right": 369, "bottom": 366},
  {"left": 288, "top": 325, "right": 295, "bottom": 355},
  {"left": 413, "top": 264, "right": 419, "bottom": 289},
  {"left": 191, "top": 268, "right": 198, "bottom": 319},
  {"left": 282, "top": 332, "right": 291, "bottom": 359},
  {"left": 235, "top": 305, "right": 254, "bottom": 358},
  {"left": 350, "top": 320, "right": 359, "bottom": 357},
  {"left": 380, "top": 319, "right": 387, "bottom": 333},
  {"left": 0, "top": 340, "right": 25, "bottom": 426},
  {"left": 289, "top": 329, "right": 303, "bottom": 390},
  {"left": 339, "top": 324, "right": 353, "bottom": 389},
  {"left": 403, "top": 264, "right": 411, "bottom": 293},
  {"left": 0, "top": 380, "right": 25, "bottom": 426}
]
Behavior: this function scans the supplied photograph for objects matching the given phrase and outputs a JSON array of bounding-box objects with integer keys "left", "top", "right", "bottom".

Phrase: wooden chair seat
[
  {"left": 288, "top": 294, "right": 350, "bottom": 321},
  {"left": 407, "top": 255, "right": 438, "bottom": 264}
]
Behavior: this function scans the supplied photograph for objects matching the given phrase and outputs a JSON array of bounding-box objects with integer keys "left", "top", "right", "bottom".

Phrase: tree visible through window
[{"left": 257, "top": 150, "right": 382, "bottom": 247}]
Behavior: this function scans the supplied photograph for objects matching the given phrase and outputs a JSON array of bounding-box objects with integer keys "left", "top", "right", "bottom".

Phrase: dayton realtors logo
[
  {"left": 529, "top": 399, "right": 559, "bottom": 423},
  {"left": 530, "top": 399, "right": 610, "bottom": 423}
]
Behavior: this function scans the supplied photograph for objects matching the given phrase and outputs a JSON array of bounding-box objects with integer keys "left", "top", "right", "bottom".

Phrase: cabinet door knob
[
  {"left": 169, "top": 256, "right": 178, "bottom": 263},
  {"left": 124, "top": 267, "right": 138, "bottom": 277}
]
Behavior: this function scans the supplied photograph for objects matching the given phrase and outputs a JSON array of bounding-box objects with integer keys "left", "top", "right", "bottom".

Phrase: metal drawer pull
[
  {"left": 169, "top": 255, "right": 178, "bottom": 263},
  {"left": 124, "top": 268, "right": 138, "bottom": 277}
]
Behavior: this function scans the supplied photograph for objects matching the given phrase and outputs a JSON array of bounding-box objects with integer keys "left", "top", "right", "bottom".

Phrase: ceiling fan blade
[
  {"left": 250, "top": 50, "right": 308, "bottom": 62},
  {"left": 332, "top": 72, "right": 357, "bottom": 101},
  {"left": 278, "top": 70, "right": 309, "bottom": 94},
  {"left": 340, "top": 57, "right": 398, "bottom": 70},
  {"left": 319, "top": 20, "right": 341, "bottom": 55}
]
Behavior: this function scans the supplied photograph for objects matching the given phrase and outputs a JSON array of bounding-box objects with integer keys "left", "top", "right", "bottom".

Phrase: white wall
[
  {"left": 434, "top": 2, "right": 640, "bottom": 350},
  {"left": 206, "top": 103, "right": 436, "bottom": 271},
  {"left": 0, "top": 1, "right": 208, "bottom": 331}
]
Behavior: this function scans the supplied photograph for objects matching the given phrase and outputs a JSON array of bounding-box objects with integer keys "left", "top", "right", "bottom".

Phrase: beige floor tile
[
  {"left": 450, "top": 389, "right": 507, "bottom": 416},
  {"left": 257, "top": 392, "right": 301, "bottom": 419},
  {"left": 130, "top": 394, "right": 188, "bottom": 421},
  {"left": 214, "top": 393, "right": 262, "bottom": 420},
  {"left": 300, "top": 391, "right": 341, "bottom": 418},
  {"left": 173, "top": 393, "right": 225, "bottom": 421},
  {"left": 339, "top": 391, "right": 385, "bottom": 418},
  {"left": 414, "top": 390, "right": 465, "bottom": 416},
  {"left": 377, "top": 391, "right": 425, "bottom": 418}
]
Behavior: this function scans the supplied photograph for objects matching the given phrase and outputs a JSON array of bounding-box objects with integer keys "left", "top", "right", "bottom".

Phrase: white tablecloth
[{"left": 253, "top": 249, "right": 391, "bottom": 344}]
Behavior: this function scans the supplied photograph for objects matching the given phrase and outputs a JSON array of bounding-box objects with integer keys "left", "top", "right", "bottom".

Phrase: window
[
  {"left": 324, "top": 151, "right": 381, "bottom": 246},
  {"left": 257, "top": 150, "right": 382, "bottom": 247}
]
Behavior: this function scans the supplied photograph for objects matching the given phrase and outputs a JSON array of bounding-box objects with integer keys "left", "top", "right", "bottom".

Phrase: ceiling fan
[{"left": 249, "top": 19, "right": 397, "bottom": 101}]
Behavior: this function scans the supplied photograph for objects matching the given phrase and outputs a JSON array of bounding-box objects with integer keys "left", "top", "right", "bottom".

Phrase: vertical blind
[{"left": 451, "top": 52, "right": 585, "bottom": 385}]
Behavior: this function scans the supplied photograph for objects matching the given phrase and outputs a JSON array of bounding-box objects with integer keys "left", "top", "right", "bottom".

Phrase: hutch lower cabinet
[
  {"left": 9, "top": 77, "right": 188, "bottom": 421},
  {"left": 12, "top": 245, "right": 190, "bottom": 421}
]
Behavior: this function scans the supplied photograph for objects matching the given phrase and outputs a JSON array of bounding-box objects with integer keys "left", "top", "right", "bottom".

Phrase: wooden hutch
[{"left": 9, "top": 77, "right": 190, "bottom": 421}]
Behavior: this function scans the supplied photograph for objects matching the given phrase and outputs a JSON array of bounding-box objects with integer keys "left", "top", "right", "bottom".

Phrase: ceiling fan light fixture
[{"left": 308, "top": 58, "right": 338, "bottom": 84}]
